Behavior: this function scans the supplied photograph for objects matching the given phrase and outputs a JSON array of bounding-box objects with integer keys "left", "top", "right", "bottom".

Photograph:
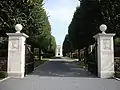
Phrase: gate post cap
[
  {"left": 15, "top": 24, "right": 23, "bottom": 33},
  {"left": 99, "top": 24, "right": 107, "bottom": 34}
]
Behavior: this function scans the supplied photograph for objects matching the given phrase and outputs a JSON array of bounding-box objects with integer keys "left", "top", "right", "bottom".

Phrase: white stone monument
[
  {"left": 7, "top": 24, "right": 29, "bottom": 78},
  {"left": 94, "top": 24, "right": 115, "bottom": 78},
  {"left": 56, "top": 45, "right": 63, "bottom": 57}
]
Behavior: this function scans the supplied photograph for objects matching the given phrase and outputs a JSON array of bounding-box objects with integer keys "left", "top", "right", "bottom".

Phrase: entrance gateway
[
  {"left": 88, "top": 24, "right": 115, "bottom": 78},
  {"left": 6, "top": 24, "right": 115, "bottom": 78},
  {"left": 7, "top": 24, "right": 34, "bottom": 78}
]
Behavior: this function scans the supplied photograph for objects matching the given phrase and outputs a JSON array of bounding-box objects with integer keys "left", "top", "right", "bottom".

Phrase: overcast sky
[{"left": 44, "top": 0, "right": 79, "bottom": 45}]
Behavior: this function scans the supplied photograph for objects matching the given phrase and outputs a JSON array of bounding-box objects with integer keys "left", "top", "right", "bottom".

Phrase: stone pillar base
[
  {"left": 7, "top": 33, "right": 28, "bottom": 79},
  {"left": 8, "top": 72, "right": 24, "bottom": 78},
  {"left": 94, "top": 33, "right": 115, "bottom": 79},
  {"left": 98, "top": 71, "right": 114, "bottom": 78}
]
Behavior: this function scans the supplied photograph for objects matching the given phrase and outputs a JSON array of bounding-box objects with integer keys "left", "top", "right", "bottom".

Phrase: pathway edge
[
  {"left": 113, "top": 76, "right": 120, "bottom": 81},
  {"left": 34, "top": 59, "right": 50, "bottom": 71},
  {"left": 0, "top": 77, "right": 10, "bottom": 82}
]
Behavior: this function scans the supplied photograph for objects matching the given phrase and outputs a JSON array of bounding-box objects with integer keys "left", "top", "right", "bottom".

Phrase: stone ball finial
[
  {"left": 99, "top": 24, "right": 107, "bottom": 34},
  {"left": 15, "top": 24, "right": 23, "bottom": 33}
]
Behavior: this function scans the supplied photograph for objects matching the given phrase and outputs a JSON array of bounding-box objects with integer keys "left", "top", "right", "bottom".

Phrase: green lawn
[{"left": 34, "top": 58, "right": 49, "bottom": 68}]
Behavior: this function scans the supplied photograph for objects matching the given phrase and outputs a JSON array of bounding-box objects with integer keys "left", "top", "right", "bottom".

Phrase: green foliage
[
  {"left": 43, "top": 35, "right": 56, "bottom": 57},
  {"left": 50, "top": 35, "right": 56, "bottom": 54},
  {"left": 62, "top": 34, "right": 73, "bottom": 56},
  {"left": 115, "top": 58, "right": 120, "bottom": 78},
  {"left": 65, "top": 0, "right": 120, "bottom": 52},
  {"left": 115, "top": 38, "right": 120, "bottom": 45},
  {"left": 0, "top": 71, "right": 8, "bottom": 78},
  {"left": 0, "top": 0, "right": 56, "bottom": 55}
]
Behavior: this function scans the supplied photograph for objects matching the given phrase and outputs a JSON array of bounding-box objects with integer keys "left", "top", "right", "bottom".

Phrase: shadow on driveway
[{"left": 31, "top": 60, "right": 98, "bottom": 78}]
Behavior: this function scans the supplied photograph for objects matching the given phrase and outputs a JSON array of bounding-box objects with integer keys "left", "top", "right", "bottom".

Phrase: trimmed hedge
[
  {"left": 0, "top": 71, "right": 8, "bottom": 79},
  {"left": 114, "top": 57, "right": 120, "bottom": 78},
  {"left": 115, "top": 72, "right": 120, "bottom": 78}
]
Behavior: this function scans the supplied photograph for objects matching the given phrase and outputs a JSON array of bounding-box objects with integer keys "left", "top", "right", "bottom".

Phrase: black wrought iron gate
[
  {"left": 25, "top": 44, "right": 34, "bottom": 75},
  {"left": 0, "top": 32, "right": 8, "bottom": 72},
  {"left": 88, "top": 41, "right": 98, "bottom": 75}
]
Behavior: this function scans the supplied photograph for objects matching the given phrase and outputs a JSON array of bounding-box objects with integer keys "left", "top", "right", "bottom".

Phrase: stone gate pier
[
  {"left": 7, "top": 24, "right": 28, "bottom": 78},
  {"left": 94, "top": 24, "right": 115, "bottom": 78}
]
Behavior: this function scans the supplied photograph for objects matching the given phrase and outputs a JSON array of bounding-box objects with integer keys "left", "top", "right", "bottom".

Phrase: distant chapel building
[{"left": 56, "top": 45, "right": 63, "bottom": 57}]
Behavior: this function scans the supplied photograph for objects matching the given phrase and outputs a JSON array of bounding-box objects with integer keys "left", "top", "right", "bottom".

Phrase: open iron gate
[
  {"left": 25, "top": 44, "right": 34, "bottom": 75},
  {"left": 0, "top": 32, "right": 8, "bottom": 72},
  {"left": 88, "top": 41, "right": 98, "bottom": 75}
]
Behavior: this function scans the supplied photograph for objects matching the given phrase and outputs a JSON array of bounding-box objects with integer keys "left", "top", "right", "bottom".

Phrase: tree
[
  {"left": 64, "top": 0, "right": 120, "bottom": 61},
  {"left": 62, "top": 34, "right": 73, "bottom": 56},
  {"left": 42, "top": 35, "right": 56, "bottom": 58},
  {"left": 68, "top": 0, "right": 120, "bottom": 49},
  {"left": 0, "top": 0, "right": 54, "bottom": 56}
]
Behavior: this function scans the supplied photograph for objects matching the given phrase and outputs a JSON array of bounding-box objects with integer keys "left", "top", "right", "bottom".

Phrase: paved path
[{"left": 0, "top": 59, "right": 120, "bottom": 90}]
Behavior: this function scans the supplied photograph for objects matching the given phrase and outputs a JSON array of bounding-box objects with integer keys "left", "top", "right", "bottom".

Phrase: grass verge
[
  {"left": 34, "top": 58, "right": 49, "bottom": 68},
  {"left": 76, "top": 61, "right": 88, "bottom": 69}
]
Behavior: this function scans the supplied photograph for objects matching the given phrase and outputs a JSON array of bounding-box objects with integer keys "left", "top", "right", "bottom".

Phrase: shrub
[
  {"left": 115, "top": 72, "right": 120, "bottom": 78},
  {"left": 0, "top": 71, "right": 8, "bottom": 78},
  {"left": 114, "top": 57, "right": 120, "bottom": 78}
]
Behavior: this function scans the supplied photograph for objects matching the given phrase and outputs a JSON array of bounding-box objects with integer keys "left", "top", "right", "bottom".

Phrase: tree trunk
[
  {"left": 39, "top": 48, "right": 41, "bottom": 60},
  {"left": 70, "top": 51, "right": 72, "bottom": 58},
  {"left": 78, "top": 49, "right": 81, "bottom": 61},
  {"left": 84, "top": 46, "right": 89, "bottom": 65},
  {"left": 31, "top": 46, "right": 34, "bottom": 54}
]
